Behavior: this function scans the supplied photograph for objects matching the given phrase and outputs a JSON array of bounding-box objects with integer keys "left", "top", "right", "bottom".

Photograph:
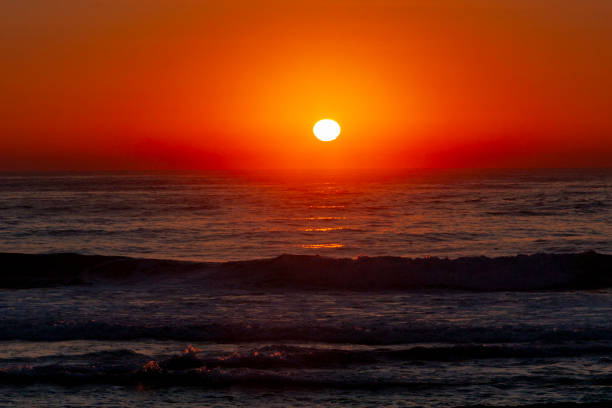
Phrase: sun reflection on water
[
  {"left": 303, "top": 227, "right": 345, "bottom": 232},
  {"left": 293, "top": 217, "right": 346, "bottom": 221},
  {"left": 301, "top": 243, "right": 344, "bottom": 249}
]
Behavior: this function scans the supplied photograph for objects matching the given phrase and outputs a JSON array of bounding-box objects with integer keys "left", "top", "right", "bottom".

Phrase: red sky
[{"left": 1, "top": 0, "right": 611, "bottom": 170}]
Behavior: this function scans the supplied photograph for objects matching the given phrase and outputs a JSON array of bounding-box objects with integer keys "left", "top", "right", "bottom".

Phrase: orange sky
[{"left": 1, "top": 0, "right": 611, "bottom": 170}]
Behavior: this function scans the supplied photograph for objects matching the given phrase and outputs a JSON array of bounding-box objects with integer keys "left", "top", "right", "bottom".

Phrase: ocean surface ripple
[
  {"left": 0, "top": 170, "right": 610, "bottom": 407},
  {"left": 0, "top": 169, "right": 609, "bottom": 260}
]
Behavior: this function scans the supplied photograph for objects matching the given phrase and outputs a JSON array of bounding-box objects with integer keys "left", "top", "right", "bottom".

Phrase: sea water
[
  {"left": 0, "top": 169, "right": 609, "bottom": 260},
  {"left": 0, "top": 169, "right": 610, "bottom": 407}
]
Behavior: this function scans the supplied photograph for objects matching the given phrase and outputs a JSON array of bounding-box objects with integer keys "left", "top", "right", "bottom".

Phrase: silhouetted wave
[
  {"left": 1, "top": 251, "right": 610, "bottom": 291},
  {"left": 2, "top": 367, "right": 611, "bottom": 391},
  {"left": 11, "top": 343, "right": 608, "bottom": 368},
  {"left": 2, "top": 319, "right": 612, "bottom": 343},
  {"left": 2, "top": 343, "right": 612, "bottom": 389}
]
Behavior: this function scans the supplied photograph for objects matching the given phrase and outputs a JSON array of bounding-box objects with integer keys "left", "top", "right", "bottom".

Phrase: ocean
[{"left": 0, "top": 169, "right": 610, "bottom": 407}]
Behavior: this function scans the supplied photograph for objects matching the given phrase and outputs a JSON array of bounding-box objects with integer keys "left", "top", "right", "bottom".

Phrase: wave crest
[{"left": 1, "top": 251, "right": 610, "bottom": 291}]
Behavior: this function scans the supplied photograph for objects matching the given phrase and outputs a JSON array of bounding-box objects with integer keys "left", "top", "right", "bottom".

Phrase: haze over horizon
[{"left": 1, "top": 0, "right": 611, "bottom": 170}]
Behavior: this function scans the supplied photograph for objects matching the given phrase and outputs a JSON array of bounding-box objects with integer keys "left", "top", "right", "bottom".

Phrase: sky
[{"left": 1, "top": 0, "right": 611, "bottom": 170}]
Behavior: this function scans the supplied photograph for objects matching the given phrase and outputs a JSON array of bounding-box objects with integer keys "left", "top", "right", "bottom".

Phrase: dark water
[
  {"left": 0, "top": 170, "right": 611, "bottom": 407},
  {"left": 0, "top": 169, "right": 609, "bottom": 260}
]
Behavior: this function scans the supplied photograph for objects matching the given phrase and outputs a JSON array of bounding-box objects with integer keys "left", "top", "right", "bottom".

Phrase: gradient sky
[{"left": 1, "top": 0, "right": 611, "bottom": 170}]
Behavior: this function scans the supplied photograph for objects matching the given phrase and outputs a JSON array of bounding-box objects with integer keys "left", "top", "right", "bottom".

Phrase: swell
[
  {"left": 3, "top": 320, "right": 612, "bottom": 344},
  {"left": 2, "top": 344, "right": 612, "bottom": 388},
  {"left": 6, "top": 344, "right": 611, "bottom": 368},
  {"left": 0, "top": 251, "right": 610, "bottom": 291},
  {"left": 3, "top": 370, "right": 611, "bottom": 390},
  {"left": 2, "top": 367, "right": 611, "bottom": 390}
]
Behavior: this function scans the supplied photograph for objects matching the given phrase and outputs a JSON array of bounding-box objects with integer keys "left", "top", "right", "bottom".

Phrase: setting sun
[
  {"left": 0, "top": 2, "right": 610, "bottom": 406},
  {"left": 313, "top": 119, "right": 341, "bottom": 142}
]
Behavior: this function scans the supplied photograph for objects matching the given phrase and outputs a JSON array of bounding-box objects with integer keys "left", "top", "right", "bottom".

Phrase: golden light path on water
[
  {"left": 302, "top": 227, "right": 346, "bottom": 232},
  {"left": 302, "top": 243, "right": 344, "bottom": 249},
  {"left": 297, "top": 184, "right": 347, "bottom": 250},
  {"left": 293, "top": 217, "right": 346, "bottom": 221}
]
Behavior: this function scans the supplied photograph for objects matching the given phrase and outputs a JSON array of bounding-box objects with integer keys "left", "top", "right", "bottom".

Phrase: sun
[{"left": 313, "top": 119, "right": 341, "bottom": 142}]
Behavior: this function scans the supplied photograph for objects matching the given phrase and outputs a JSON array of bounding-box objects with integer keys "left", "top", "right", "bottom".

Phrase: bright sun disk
[{"left": 313, "top": 119, "right": 341, "bottom": 142}]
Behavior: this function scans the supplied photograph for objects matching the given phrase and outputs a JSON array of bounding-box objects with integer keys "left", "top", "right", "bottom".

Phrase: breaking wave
[
  {"left": 1, "top": 251, "right": 611, "bottom": 291},
  {"left": 2, "top": 320, "right": 612, "bottom": 344},
  {"left": 2, "top": 343, "right": 612, "bottom": 388}
]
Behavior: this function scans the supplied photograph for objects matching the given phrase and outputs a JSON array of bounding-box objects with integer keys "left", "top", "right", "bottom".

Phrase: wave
[
  {"left": 3, "top": 320, "right": 612, "bottom": 344},
  {"left": 2, "top": 344, "right": 612, "bottom": 388},
  {"left": 132, "top": 343, "right": 612, "bottom": 368},
  {"left": 1, "top": 251, "right": 610, "bottom": 291},
  {"left": 5, "top": 343, "right": 612, "bottom": 368},
  {"left": 0, "top": 368, "right": 505, "bottom": 389},
  {"left": 460, "top": 403, "right": 612, "bottom": 408}
]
